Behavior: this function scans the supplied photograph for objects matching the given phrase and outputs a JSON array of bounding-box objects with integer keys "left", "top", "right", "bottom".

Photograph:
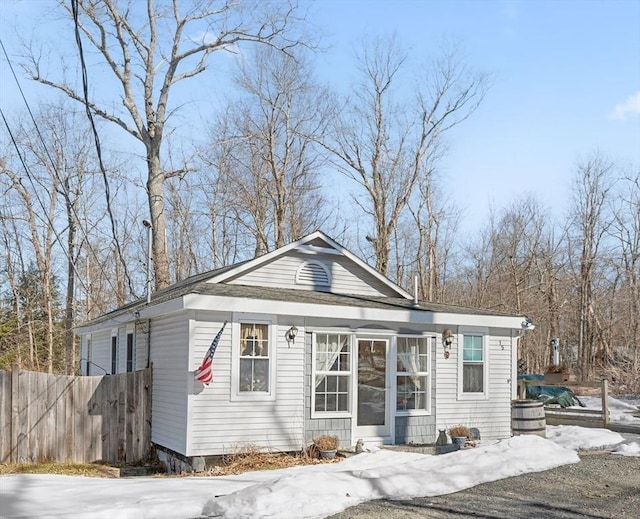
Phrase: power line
[
  {"left": 0, "top": 36, "right": 140, "bottom": 309},
  {"left": 1, "top": 106, "right": 91, "bottom": 292},
  {"left": 71, "top": 0, "right": 136, "bottom": 298}
]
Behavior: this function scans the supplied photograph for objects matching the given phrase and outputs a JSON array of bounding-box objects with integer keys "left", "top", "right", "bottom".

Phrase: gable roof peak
[{"left": 209, "top": 231, "right": 413, "bottom": 300}]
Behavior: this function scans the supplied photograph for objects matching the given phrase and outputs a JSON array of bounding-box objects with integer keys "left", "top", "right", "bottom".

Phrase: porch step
[{"left": 95, "top": 465, "right": 165, "bottom": 477}]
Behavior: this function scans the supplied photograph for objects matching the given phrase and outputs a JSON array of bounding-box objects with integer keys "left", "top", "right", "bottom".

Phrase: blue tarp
[{"left": 517, "top": 374, "right": 584, "bottom": 407}]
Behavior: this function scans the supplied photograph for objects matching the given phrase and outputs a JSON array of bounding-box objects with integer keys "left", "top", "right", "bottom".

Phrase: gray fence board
[
  {"left": 0, "top": 366, "right": 152, "bottom": 465},
  {"left": 0, "top": 370, "right": 10, "bottom": 462}
]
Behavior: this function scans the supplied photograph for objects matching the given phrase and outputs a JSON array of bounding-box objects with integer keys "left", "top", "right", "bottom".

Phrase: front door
[{"left": 355, "top": 338, "right": 391, "bottom": 441}]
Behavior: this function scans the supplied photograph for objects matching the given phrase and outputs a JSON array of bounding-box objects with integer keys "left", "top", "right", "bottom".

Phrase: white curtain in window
[
  {"left": 397, "top": 339, "right": 422, "bottom": 407},
  {"left": 463, "top": 364, "right": 483, "bottom": 392},
  {"left": 241, "top": 323, "right": 265, "bottom": 356},
  {"left": 315, "top": 335, "right": 347, "bottom": 387}
]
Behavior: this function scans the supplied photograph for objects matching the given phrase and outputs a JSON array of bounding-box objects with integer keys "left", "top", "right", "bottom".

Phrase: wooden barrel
[{"left": 511, "top": 399, "right": 546, "bottom": 437}]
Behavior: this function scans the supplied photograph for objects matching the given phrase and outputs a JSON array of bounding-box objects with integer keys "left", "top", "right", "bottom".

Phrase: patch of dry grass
[
  {"left": 0, "top": 445, "right": 344, "bottom": 478},
  {"left": 0, "top": 461, "right": 113, "bottom": 477},
  {"left": 205, "top": 444, "right": 342, "bottom": 476}
]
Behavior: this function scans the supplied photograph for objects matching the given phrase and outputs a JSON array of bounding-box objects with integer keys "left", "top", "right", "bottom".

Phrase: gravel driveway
[{"left": 328, "top": 452, "right": 640, "bottom": 519}]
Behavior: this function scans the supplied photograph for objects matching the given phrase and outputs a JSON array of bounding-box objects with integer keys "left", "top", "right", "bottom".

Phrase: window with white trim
[
  {"left": 313, "top": 333, "right": 351, "bottom": 414},
  {"left": 396, "top": 336, "right": 431, "bottom": 413},
  {"left": 462, "top": 334, "right": 484, "bottom": 393},
  {"left": 239, "top": 322, "right": 270, "bottom": 392},
  {"left": 86, "top": 335, "right": 92, "bottom": 375},
  {"left": 126, "top": 330, "right": 134, "bottom": 372},
  {"left": 111, "top": 330, "right": 118, "bottom": 374}
]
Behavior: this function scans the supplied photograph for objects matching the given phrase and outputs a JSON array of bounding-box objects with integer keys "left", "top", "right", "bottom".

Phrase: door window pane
[{"left": 357, "top": 340, "right": 386, "bottom": 426}]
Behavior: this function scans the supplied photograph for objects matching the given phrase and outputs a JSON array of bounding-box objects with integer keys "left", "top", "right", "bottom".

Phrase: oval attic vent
[{"left": 295, "top": 261, "right": 330, "bottom": 287}]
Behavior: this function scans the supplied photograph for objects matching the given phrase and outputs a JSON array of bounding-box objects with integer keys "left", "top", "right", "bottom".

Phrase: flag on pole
[{"left": 195, "top": 321, "right": 227, "bottom": 385}]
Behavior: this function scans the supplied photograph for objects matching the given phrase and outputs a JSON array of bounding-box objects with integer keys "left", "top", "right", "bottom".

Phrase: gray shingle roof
[{"left": 78, "top": 274, "right": 519, "bottom": 329}]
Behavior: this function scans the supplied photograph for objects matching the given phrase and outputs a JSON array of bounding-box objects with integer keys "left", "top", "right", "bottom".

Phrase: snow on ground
[
  {"left": 2, "top": 427, "right": 638, "bottom": 519},
  {"left": 546, "top": 425, "right": 624, "bottom": 451},
  {"left": 576, "top": 395, "right": 640, "bottom": 425}
]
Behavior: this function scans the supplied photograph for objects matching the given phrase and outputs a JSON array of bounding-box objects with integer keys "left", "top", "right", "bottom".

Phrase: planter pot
[
  {"left": 452, "top": 436, "right": 467, "bottom": 448},
  {"left": 435, "top": 443, "right": 460, "bottom": 455},
  {"left": 319, "top": 449, "right": 337, "bottom": 459}
]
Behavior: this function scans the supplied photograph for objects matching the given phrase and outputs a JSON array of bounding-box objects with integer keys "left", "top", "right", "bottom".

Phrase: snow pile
[
  {"left": 546, "top": 425, "right": 625, "bottom": 450},
  {"left": 0, "top": 426, "right": 637, "bottom": 519},
  {"left": 203, "top": 435, "right": 578, "bottom": 518}
]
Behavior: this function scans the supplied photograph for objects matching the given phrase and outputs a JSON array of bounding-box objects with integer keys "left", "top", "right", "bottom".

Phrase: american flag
[{"left": 195, "top": 321, "right": 227, "bottom": 385}]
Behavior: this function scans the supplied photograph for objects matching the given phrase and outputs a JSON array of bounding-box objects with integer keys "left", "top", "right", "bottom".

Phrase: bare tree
[
  {"left": 535, "top": 224, "right": 571, "bottom": 368},
  {"left": 323, "top": 36, "right": 487, "bottom": 276},
  {"left": 0, "top": 202, "right": 28, "bottom": 367},
  {"left": 205, "top": 45, "right": 329, "bottom": 256},
  {"left": 458, "top": 221, "right": 500, "bottom": 309},
  {"left": 2, "top": 162, "right": 59, "bottom": 373},
  {"left": 390, "top": 161, "right": 461, "bottom": 302},
  {"left": 25, "top": 0, "right": 308, "bottom": 289},
  {"left": 609, "top": 170, "right": 640, "bottom": 391},
  {"left": 569, "top": 154, "right": 615, "bottom": 379},
  {"left": 166, "top": 179, "right": 201, "bottom": 280}
]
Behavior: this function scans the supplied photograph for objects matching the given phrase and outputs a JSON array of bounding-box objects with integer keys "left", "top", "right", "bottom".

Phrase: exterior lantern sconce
[
  {"left": 442, "top": 329, "right": 454, "bottom": 359},
  {"left": 286, "top": 326, "right": 299, "bottom": 345}
]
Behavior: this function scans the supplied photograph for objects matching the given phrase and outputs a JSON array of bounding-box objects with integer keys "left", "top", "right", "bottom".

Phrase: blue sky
[
  {"left": 309, "top": 0, "right": 640, "bottom": 231},
  {"left": 1, "top": 0, "right": 639, "bottom": 235}
]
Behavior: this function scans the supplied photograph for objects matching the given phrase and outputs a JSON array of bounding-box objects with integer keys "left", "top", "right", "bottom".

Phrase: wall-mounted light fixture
[
  {"left": 442, "top": 329, "right": 454, "bottom": 359},
  {"left": 521, "top": 317, "right": 535, "bottom": 331},
  {"left": 286, "top": 326, "right": 299, "bottom": 344}
]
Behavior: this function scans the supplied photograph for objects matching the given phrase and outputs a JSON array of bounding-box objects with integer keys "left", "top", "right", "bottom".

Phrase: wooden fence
[
  {"left": 0, "top": 365, "right": 152, "bottom": 465},
  {"left": 517, "top": 377, "right": 610, "bottom": 429}
]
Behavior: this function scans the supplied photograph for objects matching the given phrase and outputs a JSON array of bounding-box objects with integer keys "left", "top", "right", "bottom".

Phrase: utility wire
[
  {"left": 0, "top": 36, "right": 129, "bottom": 304},
  {"left": 71, "top": 0, "right": 136, "bottom": 298},
  {"left": 0, "top": 107, "right": 91, "bottom": 294}
]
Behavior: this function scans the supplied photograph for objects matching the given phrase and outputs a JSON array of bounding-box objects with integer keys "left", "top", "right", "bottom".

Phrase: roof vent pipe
[
  {"left": 413, "top": 275, "right": 419, "bottom": 306},
  {"left": 142, "top": 219, "right": 153, "bottom": 304}
]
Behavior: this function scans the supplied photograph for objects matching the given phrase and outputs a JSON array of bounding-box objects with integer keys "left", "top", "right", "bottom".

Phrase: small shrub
[
  {"left": 448, "top": 425, "right": 470, "bottom": 438},
  {"left": 313, "top": 435, "right": 339, "bottom": 451}
]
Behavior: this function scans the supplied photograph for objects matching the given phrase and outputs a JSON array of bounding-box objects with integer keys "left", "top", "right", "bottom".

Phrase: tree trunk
[{"left": 147, "top": 151, "right": 170, "bottom": 289}]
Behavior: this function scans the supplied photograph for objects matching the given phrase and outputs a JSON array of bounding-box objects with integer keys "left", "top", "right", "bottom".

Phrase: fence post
[
  {"left": 10, "top": 365, "right": 19, "bottom": 463},
  {"left": 601, "top": 378, "right": 609, "bottom": 426}
]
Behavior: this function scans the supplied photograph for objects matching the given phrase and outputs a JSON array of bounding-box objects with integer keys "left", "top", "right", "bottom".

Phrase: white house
[{"left": 76, "top": 231, "right": 530, "bottom": 470}]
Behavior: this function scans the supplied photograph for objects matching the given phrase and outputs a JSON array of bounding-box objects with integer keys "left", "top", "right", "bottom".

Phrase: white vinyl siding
[
  {"left": 435, "top": 328, "right": 514, "bottom": 440},
  {"left": 88, "top": 329, "right": 111, "bottom": 376},
  {"left": 188, "top": 319, "right": 304, "bottom": 456},
  {"left": 150, "top": 313, "right": 190, "bottom": 454},
  {"left": 225, "top": 252, "right": 398, "bottom": 297}
]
